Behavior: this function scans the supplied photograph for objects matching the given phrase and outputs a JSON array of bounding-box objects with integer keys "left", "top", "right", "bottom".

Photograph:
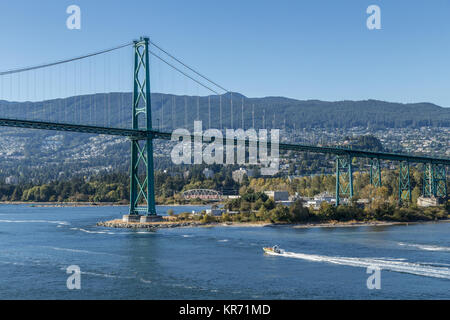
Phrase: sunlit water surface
[{"left": 0, "top": 205, "right": 448, "bottom": 299}]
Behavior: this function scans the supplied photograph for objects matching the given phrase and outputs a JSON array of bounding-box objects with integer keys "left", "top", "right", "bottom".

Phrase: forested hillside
[{"left": 1, "top": 92, "right": 449, "bottom": 130}]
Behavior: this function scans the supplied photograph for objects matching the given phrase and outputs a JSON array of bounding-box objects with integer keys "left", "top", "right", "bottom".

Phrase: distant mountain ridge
[
  {"left": 0, "top": 92, "right": 449, "bottom": 129},
  {"left": 230, "top": 95, "right": 449, "bottom": 129}
]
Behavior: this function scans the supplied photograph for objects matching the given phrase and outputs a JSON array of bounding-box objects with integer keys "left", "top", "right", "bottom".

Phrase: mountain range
[
  {"left": 1, "top": 92, "right": 449, "bottom": 130},
  {"left": 0, "top": 93, "right": 448, "bottom": 183}
]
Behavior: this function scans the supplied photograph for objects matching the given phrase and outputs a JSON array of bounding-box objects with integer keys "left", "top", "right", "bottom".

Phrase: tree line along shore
[{"left": 0, "top": 168, "right": 447, "bottom": 225}]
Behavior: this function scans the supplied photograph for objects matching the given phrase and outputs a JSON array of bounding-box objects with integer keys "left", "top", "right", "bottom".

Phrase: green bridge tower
[
  {"left": 126, "top": 37, "right": 159, "bottom": 222},
  {"left": 335, "top": 155, "right": 354, "bottom": 206},
  {"left": 423, "top": 163, "right": 448, "bottom": 199}
]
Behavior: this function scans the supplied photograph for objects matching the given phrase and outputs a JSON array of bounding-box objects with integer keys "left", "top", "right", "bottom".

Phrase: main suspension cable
[
  {"left": 149, "top": 40, "right": 229, "bottom": 93},
  {"left": 149, "top": 50, "right": 221, "bottom": 95},
  {"left": 0, "top": 42, "right": 133, "bottom": 76}
]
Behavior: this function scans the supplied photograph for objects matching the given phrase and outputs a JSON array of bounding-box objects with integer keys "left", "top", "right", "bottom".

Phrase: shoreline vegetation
[
  {"left": 1, "top": 169, "right": 448, "bottom": 229},
  {"left": 97, "top": 195, "right": 448, "bottom": 230},
  {"left": 0, "top": 201, "right": 205, "bottom": 207},
  {"left": 2, "top": 193, "right": 448, "bottom": 230},
  {"left": 0, "top": 201, "right": 127, "bottom": 207}
]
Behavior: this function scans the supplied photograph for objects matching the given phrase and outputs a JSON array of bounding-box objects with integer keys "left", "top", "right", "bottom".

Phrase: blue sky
[{"left": 1, "top": 0, "right": 450, "bottom": 106}]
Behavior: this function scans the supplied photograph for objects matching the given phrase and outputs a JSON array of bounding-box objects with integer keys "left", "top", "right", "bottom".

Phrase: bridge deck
[{"left": 0, "top": 118, "right": 449, "bottom": 165}]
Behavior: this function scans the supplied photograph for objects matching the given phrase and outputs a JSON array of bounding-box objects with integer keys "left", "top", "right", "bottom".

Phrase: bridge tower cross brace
[
  {"left": 423, "top": 163, "right": 434, "bottom": 197},
  {"left": 433, "top": 164, "right": 447, "bottom": 198},
  {"left": 370, "top": 158, "right": 382, "bottom": 188},
  {"left": 335, "top": 155, "right": 354, "bottom": 206},
  {"left": 424, "top": 163, "right": 448, "bottom": 198},
  {"left": 398, "top": 161, "right": 411, "bottom": 205},
  {"left": 129, "top": 37, "right": 156, "bottom": 216}
]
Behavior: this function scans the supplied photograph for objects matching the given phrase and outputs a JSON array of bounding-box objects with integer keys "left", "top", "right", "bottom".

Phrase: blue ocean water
[{"left": 0, "top": 204, "right": 448, "bottom": 299}]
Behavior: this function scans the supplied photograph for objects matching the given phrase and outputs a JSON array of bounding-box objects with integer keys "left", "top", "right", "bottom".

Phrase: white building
[
  {"left": 264, "top": 191, "right": 290, "bottom": 202},
  {"left": 203, "top": 168, "right": 215, "bottom": 179},
  {"left": 314, "top": 192, "right": 335, "bottom": 203},
  {"left": 417, "top": 196, "right": 442, "bottom": 207},
  {"left": 231, "top": 168, "right": 256, "bottom": 183},
  {"left": 206, "top": 208, "right": 225, "bottom": 216},
  {"left": 304, "top": 192, "right": 336, "bottom": 209}
]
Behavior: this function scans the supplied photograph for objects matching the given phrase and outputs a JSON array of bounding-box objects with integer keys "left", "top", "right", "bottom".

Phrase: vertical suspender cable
[
  {"left": 184, "top": 95, "right": 187, "bottom": 129},
  {"left": 197, "top": 93, "right": 199, "bottom": 121},
  {"left": 252, "top": 104, "right": 255, "bottom": 129},
  {"left": 208, "top": 95, "right": 211, "bottom": 129},
  {"left": 219, "top": 94, "right": 222, "bottom": 130},
  {"left": 230, "top": 92, "right": 233, "bottom": 129},
  {"left": 241, "top": 97, "right": 244, "bottom": 129}
]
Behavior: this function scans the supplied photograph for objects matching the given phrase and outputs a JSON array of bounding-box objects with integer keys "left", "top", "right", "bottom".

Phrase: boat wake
[
  {"left": 0, "top": 219, "right": 69, "bottom": 225},
  {"left": 70, "top": 227, "right": 116, "bottom": 235},
  {"left": 44, "top": 246, "right": 119, "bottom": 256},
  {"left": 398, "top": 242, "right": 450, "bottom": 252},
  {"left": 272, "top": 251, "right": 450, "bottom": 279}
]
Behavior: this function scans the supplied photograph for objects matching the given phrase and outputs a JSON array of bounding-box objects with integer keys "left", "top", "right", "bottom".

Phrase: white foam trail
[
  {"left": 0, "top": 260, "right": 27, "bottom": 266},
  {"left": 80, "top": 271, "right": 120, "bottom": 279},
  {"left": 70, "top": 227, "right": 116, "bottom": 235},
  {"left": 58, "top": 267, "right": 134, "bottom": 279},
  {"left": 372, "top": 257, "right": 407, "bottom": 261},
  {"left": 218, "top": 239, "right": 229, "bottom": 242},
  {"left": 417, "top": 262, "right": 450, "bottom": 268},
  {"left": 398, "top": 242, "right": 450, "bottom": 252},
  {"left": 140, "top": 278, "right": 152, "bottom": 284},
  {"left": 48, "top": 247, "right": 97, "bottom": 254},
  {"left": 0, "top": 219, "right": 69, "bottom": 225},
  {"left": 267, "top": 251, "right": 450, "bottom": 279},
  {"left": 43, "top": 246, "right": 117, "bottom": 256}
]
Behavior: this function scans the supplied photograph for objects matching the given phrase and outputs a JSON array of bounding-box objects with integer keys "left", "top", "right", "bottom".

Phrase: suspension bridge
[{"left": 0, "top": 36, "right": 448, "bottom": 221}]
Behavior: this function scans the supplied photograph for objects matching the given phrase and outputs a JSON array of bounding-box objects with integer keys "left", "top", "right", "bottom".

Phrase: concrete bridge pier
[{"left": 122, "top": 214, "right": 163, "bottom": 223}]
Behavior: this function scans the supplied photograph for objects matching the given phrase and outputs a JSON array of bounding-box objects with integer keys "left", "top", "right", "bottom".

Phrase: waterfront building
[{"left": 264, "top": 191, "right": 290, "bottom": 202}]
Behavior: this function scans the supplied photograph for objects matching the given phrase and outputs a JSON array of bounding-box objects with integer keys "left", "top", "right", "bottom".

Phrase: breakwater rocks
[{"left": 96, "top": 219, "right": 207, "bottom": 229}]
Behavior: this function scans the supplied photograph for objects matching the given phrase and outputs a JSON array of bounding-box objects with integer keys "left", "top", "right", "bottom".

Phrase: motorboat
[{"left": 263, "top": 245, "right": 285, "bottom": 254}]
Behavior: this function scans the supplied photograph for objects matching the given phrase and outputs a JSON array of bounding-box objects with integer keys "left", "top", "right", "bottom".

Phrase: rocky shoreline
[
  {"left": 0, "top": 202, "right": 211, "bottom": 207},
  {"left": 96, "top": 219, "right": 209, "bottom": 229},
  {"left": 95, "top": 218, "right": 448, "bottom": 230}
]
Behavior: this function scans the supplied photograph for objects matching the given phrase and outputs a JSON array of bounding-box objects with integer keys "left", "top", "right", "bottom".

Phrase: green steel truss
[
  {"left": 398, "top": 161, "right": 411, "bottom": 204},
  {"left": 434, "top": 165, "right": 448, "bottom": 198},
  {"left": 423, "top": 163, "right": 433, "bottom": 197},
  {"left": 423, "top": 163, "right": 447, "bottom": 198},
  {"left": 369, "top": 158, "right": 382, "bottom": 188},
  {"left": 335, "top": 155, "right": 353, "bottom": 206},
  {"left": 129, "top": 37, "right": 156, "bottom": 216}
]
